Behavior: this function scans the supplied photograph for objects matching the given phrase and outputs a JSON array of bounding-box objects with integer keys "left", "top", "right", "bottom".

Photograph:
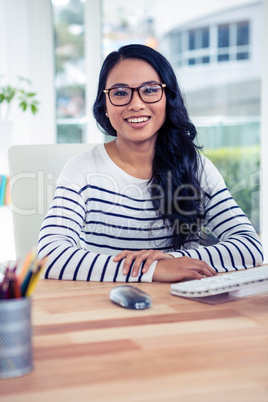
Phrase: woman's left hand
[{"left": 113, "top": 249, "right": 174, "bottom": 277}]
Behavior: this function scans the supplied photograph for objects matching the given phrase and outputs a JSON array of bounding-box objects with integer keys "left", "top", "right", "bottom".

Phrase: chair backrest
[{"left": 8, "top": 143, "right": 94, "bottom": 260}]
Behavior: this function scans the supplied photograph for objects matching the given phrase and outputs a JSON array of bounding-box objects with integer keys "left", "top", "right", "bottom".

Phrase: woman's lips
[
  {"left": 126, "top": 116, "right": 149, "bottom": 123},
  {"left": 125, "top": 116, "right": 151, "bottom": 128}
]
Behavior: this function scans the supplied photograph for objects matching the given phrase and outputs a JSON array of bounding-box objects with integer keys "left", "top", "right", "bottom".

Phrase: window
[
  {"left": 217, "top": 24, "right": 229, "bottom": 62},
  {"left": 189, "top": 27, "right": 210, "bottom": 50},
  {"left": 202, "top": 56, "right": 210, "bottom": 64},
  {"left": 237, "top": 21, "right": 249, "bottom": 46},
  {"left": 52, "top": 0, "right": 86, "bottom": 143},
  {"left": 169, "top": 20, "right": 250, "bottom": 67},
  {"left": 218, "top": 54, "right": 230, "bottom": 62},
  {"left": 218, "top": 24, "right": 230, "bottom": 47},
  {"left": 188, "top": 58, "right": 196, "bottom": 65},
  {"left": 189, "top": 30, "right": 196, "bottom": 50},
  {"left": 217, "top": 21, "right": 250, "bottom": 63},
  {"left": 201, "top": 27, "right": 210, "bottom": 48},
  {"left": 186, "top": 27, "right": 210, "bottom": 66},
  {"left": 236, "top": 21, "right": 250, "bottom": 60}
]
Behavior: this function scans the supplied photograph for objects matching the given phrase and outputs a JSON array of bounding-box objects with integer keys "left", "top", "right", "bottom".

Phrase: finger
[
  {"left": 191, "top": 263, "right": 216, "bottom": 277},
  {"left": 113, "top": 250, "right": 131, "bottom": 262},
  {"left": 133, "top": 250, "right": 166, "bottom": 276},
  {"left": 120, "top": 250, "right": 150, "bottom": 276},
  {"left": 174, "top": 257, "right": 215, "bottom": 280},
  {"left": 131, "top": 250, "right": 154, "bottom": 277},
  {"left": 196, "top": 262, "right": 217, "bottom": 277},
  {"left": 200, "top": 266, "right": 217, "bottom": 277},
  {"left": 141, "top": 251, "right": 168, "bottom": 273},
  {"left": 186, "top": 270, "right": 204, "bottom": 280},
  {"left": 184, "top": 257, "right": 216, "bottom": 276},
  {"left": 185, "top": 263, "right": 216, "bottom": 279},
  {"left": 122, "top": 252, "right": 140, "bottom": 275}
]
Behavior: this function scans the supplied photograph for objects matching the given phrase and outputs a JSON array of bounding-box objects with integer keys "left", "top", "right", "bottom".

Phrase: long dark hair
[{"left": 93, "top": 44, "right": 205, "bottom": 250}]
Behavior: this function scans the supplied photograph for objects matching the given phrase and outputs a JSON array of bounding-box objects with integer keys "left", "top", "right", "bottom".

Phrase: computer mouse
[{"left": 109, "top": 285, "right": 152, "bottom": 310}]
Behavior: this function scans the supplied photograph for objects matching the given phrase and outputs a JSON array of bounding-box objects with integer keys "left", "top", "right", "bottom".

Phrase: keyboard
[{"left": 170, "top": 266, "right": 268, "bottom": 299}]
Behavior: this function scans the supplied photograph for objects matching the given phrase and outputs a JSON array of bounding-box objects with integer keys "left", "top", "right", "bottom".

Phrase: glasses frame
[{"left": 103, "top": 83, "right": 166, "bottom": 106}]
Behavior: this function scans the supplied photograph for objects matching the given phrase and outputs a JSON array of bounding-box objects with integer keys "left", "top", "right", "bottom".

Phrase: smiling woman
[{"left": 37, "top": 44, "right": 263, "bottom": 283}]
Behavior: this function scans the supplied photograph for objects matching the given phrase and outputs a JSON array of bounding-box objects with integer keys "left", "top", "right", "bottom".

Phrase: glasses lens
[
  {"left": 109, "top": 87, "right": 132, "bottom": 105},
  {"left": 139, "top": 84, "right": 163, "bottom": 103}
]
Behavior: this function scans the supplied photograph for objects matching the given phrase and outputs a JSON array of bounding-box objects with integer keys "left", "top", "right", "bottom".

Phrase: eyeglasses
[{"left": 103, "top": 83, "right": 166, "bottom": 106}]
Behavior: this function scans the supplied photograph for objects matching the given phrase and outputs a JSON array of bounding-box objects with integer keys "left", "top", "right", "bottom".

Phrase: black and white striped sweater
[{"left": 38, "top": 143, "right": 263, "bottom": 282}]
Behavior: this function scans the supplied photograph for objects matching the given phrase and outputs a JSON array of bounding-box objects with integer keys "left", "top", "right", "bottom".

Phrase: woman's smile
[
  {"left": 126, "top": 116, "right": 150, "bottom": 123},
  {"left": 125, "top": 115, "right": 151, "bottom": 128}
]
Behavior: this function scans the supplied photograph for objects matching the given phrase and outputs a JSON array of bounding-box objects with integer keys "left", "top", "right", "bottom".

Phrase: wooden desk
[{"left": 1, "top": 279, "right": 268, "bottom": 402}]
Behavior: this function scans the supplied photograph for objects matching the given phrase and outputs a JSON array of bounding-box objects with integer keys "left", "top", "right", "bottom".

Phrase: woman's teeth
[{"left": 127, "top": 117, "right": 149, "bottom": 123}]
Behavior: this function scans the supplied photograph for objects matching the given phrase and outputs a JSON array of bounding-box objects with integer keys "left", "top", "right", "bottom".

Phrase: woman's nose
[{"left": 127, "top": 90, "right": 145, "bottom": 110}]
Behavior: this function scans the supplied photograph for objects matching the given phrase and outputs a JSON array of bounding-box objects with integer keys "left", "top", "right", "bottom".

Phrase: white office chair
[{"left": 8, "top": 143, "right": 95, "bottom": 261}]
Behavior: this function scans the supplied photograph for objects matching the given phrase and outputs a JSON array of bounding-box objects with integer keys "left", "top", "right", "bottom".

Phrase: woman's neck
[{"left": 105, "top": 139, "right": 155, "bottom": 180}]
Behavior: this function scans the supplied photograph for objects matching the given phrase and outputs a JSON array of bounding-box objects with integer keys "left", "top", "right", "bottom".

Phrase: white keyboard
[{"left": 170, "top": 266, "right": 268, "bottom": 299}]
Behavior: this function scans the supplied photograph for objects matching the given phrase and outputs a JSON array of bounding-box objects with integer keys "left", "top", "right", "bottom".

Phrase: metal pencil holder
[{"left": 0, "top": 297, "right": 33, "bottom": 379}]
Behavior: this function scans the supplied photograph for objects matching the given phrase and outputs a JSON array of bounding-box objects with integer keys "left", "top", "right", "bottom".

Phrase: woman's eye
[
  {"left": 143, "top": 86, "right": 160, "bottom": 94},
  {"left": 112, "top": 89, "right": 129, "bottom": 97}
]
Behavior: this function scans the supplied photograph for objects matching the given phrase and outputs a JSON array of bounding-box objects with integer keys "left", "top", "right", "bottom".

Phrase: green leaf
[
  {"left": 31, "top": 103, "right": 38, "bottom": 114},
  {"left": 19, "top": 101, "right": 27, "bottom": 111},
  {"left": 0, "top": 75, "right": 39, "bottom": 115}
]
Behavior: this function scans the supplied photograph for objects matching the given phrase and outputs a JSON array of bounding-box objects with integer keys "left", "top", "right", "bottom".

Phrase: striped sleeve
[
  {"left": 168, "top": 157, "right": 264, "bottom": 272},
  {"left": 37, "top": 185, "right": 156, "bottom": 282}
]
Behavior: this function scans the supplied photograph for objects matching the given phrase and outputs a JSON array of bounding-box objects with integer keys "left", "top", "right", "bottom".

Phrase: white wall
[
  {"left": 0, "top": 0, "right": 56, "bottom": 260},
  {"left": 0, "top": 0, "right": 56, "bottom": 147}
]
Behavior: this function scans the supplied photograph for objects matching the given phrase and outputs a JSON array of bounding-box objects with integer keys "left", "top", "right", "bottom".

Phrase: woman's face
[{"left": 104, "top": 58, "right": 166, "bottom": 147}]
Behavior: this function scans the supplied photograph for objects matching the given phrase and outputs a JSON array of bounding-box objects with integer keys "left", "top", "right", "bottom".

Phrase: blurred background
[{"left": 0, "top": 0, "right": 267, "bottom": 261}]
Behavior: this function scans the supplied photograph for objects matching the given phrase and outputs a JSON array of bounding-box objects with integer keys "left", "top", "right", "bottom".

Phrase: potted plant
[
  {"left": 0, "top": 76, "right": 40, "bottom": 122},
  {"left": 0, "top": 76, "right": 40, "bottom": 150},
  {"left": 0, "top": 77, "right": 39, "bottom": 174}
]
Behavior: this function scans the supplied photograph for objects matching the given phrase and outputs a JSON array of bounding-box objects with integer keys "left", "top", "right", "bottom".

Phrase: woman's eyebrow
[
  {"left": 109, "top": 80, "right": 159, "bottom": 88},
  {"left": 142, "top": 80, "right": 159, "bottom": 85},
  {"left": 110, "top": 83, "right": 128, "bottom": 88}
]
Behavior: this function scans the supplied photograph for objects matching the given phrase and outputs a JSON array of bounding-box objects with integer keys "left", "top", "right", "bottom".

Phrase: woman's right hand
[{"left": 152, "top": 256, "right": 217, "bottom": 282}]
